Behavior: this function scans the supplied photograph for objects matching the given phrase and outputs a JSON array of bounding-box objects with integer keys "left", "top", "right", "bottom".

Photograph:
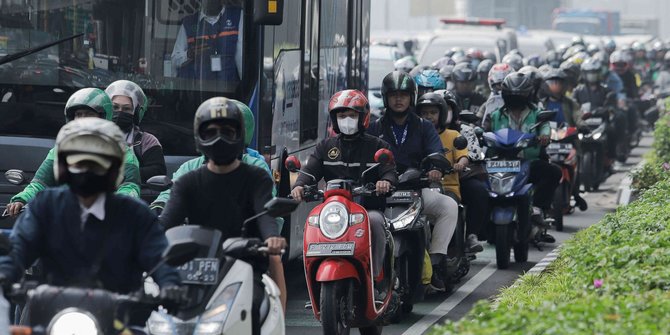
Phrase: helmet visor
[{"left": 199, "top": 121, "right": 241, "bottom": 145}]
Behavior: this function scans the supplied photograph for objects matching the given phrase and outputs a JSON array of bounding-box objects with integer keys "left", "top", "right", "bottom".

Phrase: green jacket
[
  {"left": 10, "top": 147, "right": 141, "bottom": 204},
  {"left": 487, "top": 106, "right": 551, "bottom": 161}
]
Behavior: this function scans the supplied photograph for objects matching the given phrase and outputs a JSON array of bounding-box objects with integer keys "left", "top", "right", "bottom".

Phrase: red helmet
[{"left": 328, "top": 89, "right": 370, "bottom": 134}]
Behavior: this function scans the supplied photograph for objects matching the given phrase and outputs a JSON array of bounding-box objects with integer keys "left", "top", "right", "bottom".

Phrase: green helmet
[
  {"left": 105, "top": 80, "right": 148, "bottom": 124},
  {"left": 232, "top": 100, "right": 255, "bottom": 146},
  {"left": 64, "top": 88, "right": 114, "bottom": 122}
]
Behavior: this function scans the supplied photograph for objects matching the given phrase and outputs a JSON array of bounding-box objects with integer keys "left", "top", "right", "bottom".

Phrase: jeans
[
  {"left": 529, "top": 160, "right": 562, "bottom": 210},
  {"left": 421, "top": 189, "right": 459, "bottom": 257},
  {"left": 459, "top": 177, "right": 489, "bottom": 238}
]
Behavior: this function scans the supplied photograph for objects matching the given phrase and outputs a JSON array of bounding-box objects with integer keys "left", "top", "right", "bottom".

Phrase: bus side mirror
[{"left": 253, "top": 0, "right": 284, "bottom": 25}]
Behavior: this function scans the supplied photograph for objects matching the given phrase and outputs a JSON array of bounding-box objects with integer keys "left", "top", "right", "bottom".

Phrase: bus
[{"left": 0, "top": 0, "right": 371, "bottom": 260}]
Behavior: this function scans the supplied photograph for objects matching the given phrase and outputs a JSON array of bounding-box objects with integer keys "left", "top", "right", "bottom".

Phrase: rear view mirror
[
  {"left": 284, "top": 156, "right": 301, "bottom": 173},
  {"left": 422, "top": 153, "right": 452, "bottom": 171},
  {"left": 264, "top": 197, "right": 299, "bottom": 218},
  {"left": 374, "top": 149, "right": 394, "bottom": 165},
  {"left": 459, "top": 111, "right": 479, "bottom": 124},
  {"left": 146, "top": 175, "right": 172, "bottom": 192},
  {"left": 537, "top": 110, "right": 556, "bottom": 123},
  {"left": 5, "top": 169, "right": 26, "bottom": 186},
  {"left": 453, "top": 136, "right": 468, "bottom": 150},
  {"left": 253, "top": 0, "right": 284, "bottom": 25}
]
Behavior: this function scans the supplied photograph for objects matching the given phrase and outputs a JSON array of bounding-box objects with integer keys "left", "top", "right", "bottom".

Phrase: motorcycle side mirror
[
  {"left": 422, "top": 152, "right": 452, "bottom": 171},
  {"left": 537, "top": 110, "right": 557, "bottom": 123},
  {"left": 145, "top": 175, "right": 172, "bottom": 192},
  {"left": 161, "top": 240, "right": 200, "bottom": 267},
  {"left": 459, "top": 110, "right": 480, "bottom": 124},
  {"left": 264, "top": 197, "right": 300, "bottom": 218},
  {"left": 374, "top": 148, "right": 394, "bottom": 165},
  {"left": 453, "top": 136, "right": 468, "bottom": 150},
  {"left": 0, "top": 234, "right": 11, "bottom": 255},
  {"left": 474, "top": 126, "right": 484, "bottom": 137},
  {"left": 5, "top": 169, "right": 27, "bottom": 186},
  {"left": 284, "top": 156, "right": 301, "bottom": 173}
]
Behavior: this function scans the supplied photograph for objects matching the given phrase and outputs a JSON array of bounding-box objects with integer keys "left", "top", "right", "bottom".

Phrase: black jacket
[
  {"left": 294, "top": 133, "right": 398, "bottom": 188},
  {"left": 573, "top": 84, "right": 616, "bottom": 109}
]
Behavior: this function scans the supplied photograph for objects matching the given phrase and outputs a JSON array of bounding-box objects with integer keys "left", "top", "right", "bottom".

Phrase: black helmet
[
  {"left": 452, "top": 63, "right": 477, "bottom": 82},
  {"left": 434, "top": 89, "right": 461, "bottom": 127},
  {"left": 381, "top": 71, "right": 418, "bottom": 108},
  {"left": 604, "top": 39, "right": 617, "bottom": 54},
  {"left": 193, "top": 97, "right": 245, "bottom": 165},
  {"left": 545, "top": 50, "right": 563, "bottom": 68},
  {"left": 543, "top": 68, "right": 567, "bottom": 81},
  {"left": 476, "top": 59, "right": 495, "bottom": 77},
  {"left": 519, "top": 66, "right": 542, "bottom": 102},
  {"left": 501, "top": 72, "right": 534, "bottom": 109},
  {"left": 560, "top": 60, "right": 581, "bottom": 87},
  {"left": 416, "top": 92, "right": 450, "bottom": 131},
  {"left": 482, "top": 51, "right": 497, "bottom": 62}
]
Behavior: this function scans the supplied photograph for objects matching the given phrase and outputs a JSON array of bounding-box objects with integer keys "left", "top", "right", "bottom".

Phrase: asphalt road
[{"left": 283, "top": 135, "right": 651, "bottom": 335}]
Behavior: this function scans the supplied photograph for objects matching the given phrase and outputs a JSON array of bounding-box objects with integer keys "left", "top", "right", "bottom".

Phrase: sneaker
[
  {"left": 429, "top": 271, "right": 446, "bottom": 292},
  {"left": 538, "top": 231, "right": 556, "bottom": 243},
  {"left": 574, "top": 195, "right": 588, "bottom": 211},
  {"left": 466, "top": 234, "right": 484, "bottom": 253}
]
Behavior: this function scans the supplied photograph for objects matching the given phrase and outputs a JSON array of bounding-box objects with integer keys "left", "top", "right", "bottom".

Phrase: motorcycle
[
  {"left": 285, "top": 149, "right": 397, "bottom": 335},
  {"left": 547, "top": 124, "right": 580, "bottom": 231},
  {"left": 482, "top": 110, "right": 555, "bottom": 269},
  {"left": 579, "top": 105, "right": 610, "bottom": 192}
]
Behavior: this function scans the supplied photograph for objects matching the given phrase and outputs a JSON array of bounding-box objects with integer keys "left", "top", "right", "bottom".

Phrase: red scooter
[
  {"left": 547, "top": 125, "right": 580, "bottom": 231},
  {"left": 285, "top": 149, "right": 397, "bottom": 335}
]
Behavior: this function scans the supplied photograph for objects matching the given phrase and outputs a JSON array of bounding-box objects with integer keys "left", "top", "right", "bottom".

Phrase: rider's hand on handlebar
[
  {"left": 265, "top": 237, "right": 287, "bottom": 255},
  {"left": 427, "top": 170, "right": 443, "bottom": 182},
  {"left": 538, "top": 135, "right": 550, "bottom": 146},
  {"left": 290, "top": 186, "right": 305, "bottom": 202},
  {"left": 375, "top": 180, "right": 392, "bottom": 195},
  {"left": 6, "top": 202, "right": 24, "bottom": 217}
]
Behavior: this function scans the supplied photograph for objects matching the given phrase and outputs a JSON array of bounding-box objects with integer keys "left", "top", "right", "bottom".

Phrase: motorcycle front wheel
[
  {"left": 580, "top": 151, "right": 595, "bottom": 192},
  {"left": 321, "top": 280, "right": 352, "bottom": 335},
  {"left": 495, "top": 224, "right": 511, "bottom": 269},
  {"left": 551, "top": 182, "right": 567, "bottom": 231}
]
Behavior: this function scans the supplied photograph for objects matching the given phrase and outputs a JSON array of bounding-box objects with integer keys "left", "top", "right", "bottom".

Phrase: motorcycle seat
[{"left": 259, "top": 288, "right": 271, "bottom": 325}]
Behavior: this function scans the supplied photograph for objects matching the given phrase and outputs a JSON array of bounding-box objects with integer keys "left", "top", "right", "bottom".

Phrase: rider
[
  {"left": 484, "top": 72, "right": 561, "bottom": 242},
  {"left": 152, "top": 99, "right": 288, "bottom": 311},
  {"left": 414, "top": 68, "right": 446, "bottom": 97},
  {"left": 480, "top": 63, "right": 514, "bottom": 122},
  {"left": 476, "top": 59, "right": 495, "bottom": 98},
  {"left": 452, "top": 63, "right": 487, "bottom": 116},
  {"left": 105, "top": 80, "right": 167, "bottom": 182},
  {"left": 290, "top": 89, "right": 397, "bottom": 288},
  {"left": 5, "top": 88, "right": 141, "bottom": 216},
  {"left": 0, "top": 118, "right": 181, "bottom": 323},
  {"left": 159, "top": 97, "right": 285, "bottom": 335},
  {"left": 416, "top": 92, "right": 484, "bottom": 253},
  {"left": 367, "top": 71, "right": 459, "bottom": 291},
  {"left": 610, "top": 50, "right": 639, "bottom": 100}
]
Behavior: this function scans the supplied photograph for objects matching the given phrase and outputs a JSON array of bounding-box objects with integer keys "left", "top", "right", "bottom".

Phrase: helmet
[
  {"left": 416, "top": 92, "right": 451, "bottom": 131},
  {"left": 328, "top": 89, "right": 370, "bottom": 135},
  {"left": 445, "top": 47, "right": 464, "bottom": 58},
  {"left": 609, "top": 50, "right": 631, "bottom": 74},
  {"left": 477, "top": 59, "right": 494, "bottom": 77},
  {"left": 567, "top": 51, "right": 589, "bottom": 65},
  {"left": 488, "top": 63, "right": 513, "bottom": 90},
  {"left": 394, "top": 56, "right": 417, "bottom": 73},
  {"left": 604, "top": 39, "right": 617, "bottom": 54},
  {"left": 586, "top": 43, "right": 600, "bottom": 56},
  {"left": 64, "top": 88, "right": 113, "bottom": 122},
  {"left": 502, "top": 53, "right": 523, "bottom": 71},
  {"left": 104, "top": 80, "right": 148, "bottom": 124},
  {"left": 652, "top": 40, "right": 666, "bottom": 53},
  {"left": 631, "top": 41, "right": 645, "bottom": 52},
  {"left": 451, "top": 53, "right": 470, "bottom": 65},
  {"left": 507, "top": 49, "right": 524, "bottom": 58},
  {"left": 543, "top": 68, "right": 567, "bottom": 81},
  {"left": 409, "top": 64, "right": 432, "bottom": 78},
  {"left": 193, "top": 97, "right": 245, "bottom": 165},
  {"left": 501, "top": 72, "right": 534, "bottom": 109},
  {"left": 431, "top": 56, "right": 455, "bottom": 69},
  {"left": 433, "top": 89, "right": 461, "bottom": 118},
  {"left": 560, "top": 60, "right": 582, "bottom": 87},
  {"left": 519, "top": 66, "right": 542, "bottom": 101},
  {"left": 381, "top": 71, "right": 418, "bottom": 108},
  {"left": 232, "top": 100, "right": 255, "bottom": 146},
  {"left": 54, "top": 118, "right": 126, "bottom": 192},
  {"left": 571, "top": 36, "right": 586, "bottom": 47},
  {"left": 439, "top": 65, "right": 455, "bottom": 81},
  {"left": 482, "top": 51, "right": 497, "bottom": 62},
  {"left": 414, "top": 69, "right": 446, "bottom": 96},
  {"left": 467, "top": 48, "right": 484, "bottom": 61},
  {"left": 452, "top": 63, "right": 477, "bottom": 82},
  {"left": 557, "top": 44, "right": 569, "bottom": 57},
  {"left": 524, "top": 54, "right": 543, "bottom": 68},
  {"left": 581, "top": 58, "right": 602, "bottom": 83},
  {"left": 545, "top": 50, "right": 563, "bottom": 68}
]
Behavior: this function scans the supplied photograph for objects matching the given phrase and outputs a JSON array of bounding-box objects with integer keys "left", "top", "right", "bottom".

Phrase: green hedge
[
  {"left": 631, "top": 113, "right": 670, "bottom": 193},
  {"left": 432, "top": 167, "right": 670, "bottom": 334}
]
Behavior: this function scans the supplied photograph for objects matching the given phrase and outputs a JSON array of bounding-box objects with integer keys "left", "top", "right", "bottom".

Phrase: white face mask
[{"left": 337, "top": 116, "right": 359, "bottom": 135}]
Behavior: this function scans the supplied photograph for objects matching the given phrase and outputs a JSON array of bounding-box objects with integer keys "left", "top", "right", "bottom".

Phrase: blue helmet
[{"left": 414, "top": 69, "right": 446, "bottom": 96}]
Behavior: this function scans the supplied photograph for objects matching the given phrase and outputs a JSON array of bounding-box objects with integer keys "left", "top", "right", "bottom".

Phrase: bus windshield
[{"left": 0, "top": 0, "right": 246, "bottom": 156}]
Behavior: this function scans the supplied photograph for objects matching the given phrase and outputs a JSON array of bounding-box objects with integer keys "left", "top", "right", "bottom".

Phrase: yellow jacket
[{"left": 438, "top": 129, "right": 468, "bottom": 200}]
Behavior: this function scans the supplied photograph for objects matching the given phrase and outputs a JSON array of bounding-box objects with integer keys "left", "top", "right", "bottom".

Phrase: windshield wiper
[{"left": 0, "top": 33, "right": 83, "bottom": 67}]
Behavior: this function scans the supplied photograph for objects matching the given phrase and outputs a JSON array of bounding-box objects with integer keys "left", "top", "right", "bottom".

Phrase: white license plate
[
  {"left": 391, "top": 191, "right": 412, "bottom": 198},
  {"left": 306, "top": 242, "right": 355, "bottom": 257},
  {"left": 546, "top": 143, "right": 573, "bottom": 154},
  {"left": 585, "top": 117, "right": 603, "bottom": 126},
  {"left": 177, "top": 258, "right": 219, "bottom": 285},
  {"left": 486, "top": 160, "right": 521, "bottom": 173}
]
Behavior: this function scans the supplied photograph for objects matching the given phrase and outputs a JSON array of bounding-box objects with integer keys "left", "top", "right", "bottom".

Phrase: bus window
[{"left": 0, "top": 0, "right": 247, "bottom": 157}]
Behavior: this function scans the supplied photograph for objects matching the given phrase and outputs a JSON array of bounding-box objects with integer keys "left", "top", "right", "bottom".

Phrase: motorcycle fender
[
  {"left": 315, "top": 258, "right": 360, "bottom": 283},
  {"left": 492, "top": 207, "right": 515, "bottom": 225},
  {"left": 515, "top": 184, "right": 533, "bottom": 196}
]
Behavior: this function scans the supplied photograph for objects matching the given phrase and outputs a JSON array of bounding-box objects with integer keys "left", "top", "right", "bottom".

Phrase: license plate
[
  {"left": 306, "top": 242, "right": 355, "bottom": 257},
  {"left": 391, "top": 191, "right": 412, "bottom": 199},
  {"left": 585, "top": 117, "right": 603, "bottom": 126},
  {"left": 177, "top": 258, "right": 219, "bottom": 285},
  {"left": 486, "top": 160, "right": 521, "bottom": 173},
  {"left": 546, "top": 143, "right": 573, "bottom": 154}
]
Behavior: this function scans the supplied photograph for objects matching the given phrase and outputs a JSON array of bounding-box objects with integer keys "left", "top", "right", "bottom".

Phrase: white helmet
[
  {"left": 54, "top": 118, "right": 127, "bottom": 189},
  {"left": 105, "top": 80, "right": 148, "bottom": 123}
]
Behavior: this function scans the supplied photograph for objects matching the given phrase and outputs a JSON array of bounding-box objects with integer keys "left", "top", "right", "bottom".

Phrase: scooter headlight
[
  {"left": 593, "top": 132, "right": 602, "bottom": 140},
  {"left": 49, "top": 309, "right": 100, "bottom": 335},
  {"left": 391, "top": 202, "right": 420, "bottom": 230},
  {"left": 489, "top": 173, "right": 515, "bottom": 195},
  {"left": 319, "top": 203, "right": 349, "bottom": 239}
]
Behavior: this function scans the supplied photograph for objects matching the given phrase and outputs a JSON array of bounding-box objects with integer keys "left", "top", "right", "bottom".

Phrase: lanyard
[{"left": 392, "top": 123, "right": 409, "bottom": 146}]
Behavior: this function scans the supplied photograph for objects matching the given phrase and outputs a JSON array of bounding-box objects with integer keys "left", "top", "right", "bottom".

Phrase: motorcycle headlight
[
  {"left": 593, "top": 132, "right": 602, "bottom": 140},
  {"left": 49, "top": 309, "right": 100, "bottom": 335},
  {"left": 515, "top": 138, "right": 531, "bottom": 148},
  {"left": 319, "top": 203, "right": 349, "bottom": 239},
  {"left": 196, "top": 282, "right": 242, "bottom": 335},
  {"left": 578, "top": 133, "right": 584, "bottom": 140},
  {"left": 391, "top": 202, "right": 420, "bottom": 230},
  {"left": 489, "top": 173, "right": 515, "bottom": 195}
]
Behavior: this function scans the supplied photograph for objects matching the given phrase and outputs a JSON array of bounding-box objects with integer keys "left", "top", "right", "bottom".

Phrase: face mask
[
  {"left": 337, "top": 117, "right": 359, "bottom": 135},
  {"left": 585, "top": 73, "right": 600, "bottom": 84},
  {"left": 68, "top": 170, "right": 109, "bottom": 197},
  {"left": 113, "top": 112, "right": 134, "bottom": 133},
  {"left": 203, "top": 139, "right": 242, "bottom": 166},
  {"left": 503, "top": 94, "right": 528, "bottom": 110}
]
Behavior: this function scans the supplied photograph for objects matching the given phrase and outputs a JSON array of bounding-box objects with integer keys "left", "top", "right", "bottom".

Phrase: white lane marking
[{"left": 401, "top": 262, "right": 498, "bottom": 335}]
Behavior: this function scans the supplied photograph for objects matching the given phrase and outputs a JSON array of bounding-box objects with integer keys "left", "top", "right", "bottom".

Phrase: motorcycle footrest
[{"left": 305, "top": 301, "right": 313, "bottom": 310}]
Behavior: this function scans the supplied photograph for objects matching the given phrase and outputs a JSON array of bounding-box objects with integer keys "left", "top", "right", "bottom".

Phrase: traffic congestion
[{"left": 0, "top": 0, "right": 668, "bottom": 334}]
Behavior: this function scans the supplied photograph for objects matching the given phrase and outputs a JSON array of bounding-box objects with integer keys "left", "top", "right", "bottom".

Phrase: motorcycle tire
[
  {"left": 551, "top": 183, "right": 566, "bottom": 231},
  {"left": 321, "top": 280, "right": 352, "bottom": 335},
  {"left": 495, "top": 225, "right": 511, "bottom": 269},
  {"left": 616, "top": 140, "right": 629, "bottom": 163},
  {"left": 581, "top": 151, "right": 595, "bottom": 192},
  {"left": 359, "top": 326, "right": 383, "bottom": 335}
]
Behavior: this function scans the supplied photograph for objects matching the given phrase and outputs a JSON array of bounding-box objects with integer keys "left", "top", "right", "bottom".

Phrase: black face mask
[
  {"left": 202, "top": 140, "right": 242, "bottom": 166},
  {"left": 68, "top": 171, "right": 109, "bottom": 197},
  {"left": 503, "top": 94, "right": 529, "bottom": 110},
  {"left": 113, "top": 112, "right": 134, "bottom": 133}
]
